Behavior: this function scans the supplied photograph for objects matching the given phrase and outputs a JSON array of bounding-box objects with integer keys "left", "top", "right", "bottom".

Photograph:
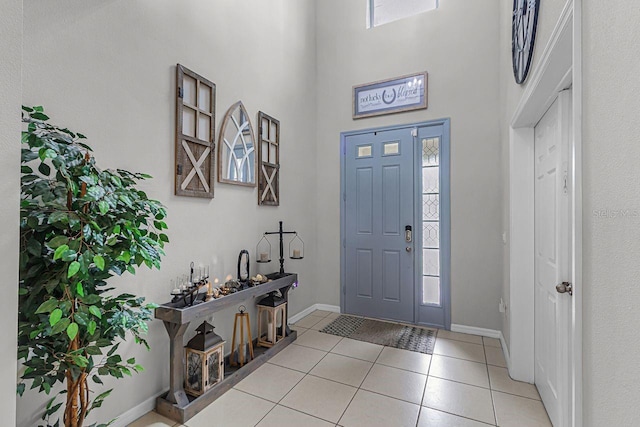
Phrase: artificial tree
[{"left": 18, "top": 106, "right": 169, "bottom": 427}]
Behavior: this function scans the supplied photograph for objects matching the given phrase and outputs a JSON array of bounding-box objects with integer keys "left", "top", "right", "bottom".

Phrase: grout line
[
  {"left": 483, "top": 342, "right": 498, "bottom": 426},
  {"left": 418, "top": 405, "right": 497, "bottom": 426}
]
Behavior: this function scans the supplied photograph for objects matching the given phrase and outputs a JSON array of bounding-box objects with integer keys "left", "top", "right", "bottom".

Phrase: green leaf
[
  {"left": 49, "top": 309, "right": 63, "bottom": 327},
  {"left": 88, "top": 320, "right": 97, "bottom": 335},
  {"left": 35, "top": 298, "right": 58, "bottom": 314},
  {"left": 98, "top": 200, "right": 109, "bottom": 215},
  {"left": 51, "top": 318, "right": 70, "bottom": 335},
  {"left": 16, "top": 383, "right": 25, "bottom": 396},
  {"left": 61, "top": 249, "right": 77, "bottom": 262},
  {"left": 48, "top": 236, "right": 69, "bottom": 249},
  {"left": 67, "top": 261, "right": 80, "bottom": 278},
  {"left": 126, "top": 357, "right": 135, "bottom": 364},
  {"left": 76, "top": 282, "right": 84, "bottom": 297},
  {"left": 93, "top": 255, "right": 105, "bottom": 271},
  {"left": 86, "top": 345, "right": 101, "bottom": 355},
  {"left": 92, "top": 375, "right": 103, "bottom": 385},
  {"left": 89, "top": 305, "right": 102, "bottom": 319},
  {"left": 53, "top": 244, "right": 69, "bottom": 260},
  {"left": 66, "top": 322, "right": 79, "bottom": 340},
  {"left": 38, "top": 162, "right": 51, "bottom": 176},
  {"left": 30, "top": 112, "right": 49, "bottom": 121}
]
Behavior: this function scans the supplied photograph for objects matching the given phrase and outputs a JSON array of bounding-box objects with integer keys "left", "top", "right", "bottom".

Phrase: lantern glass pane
[
  {"left": 186, "top": 351, "right": 203, "bottom": 393},
  {"left": 208, "top": 350, "right": 221, "bottom": 385}
]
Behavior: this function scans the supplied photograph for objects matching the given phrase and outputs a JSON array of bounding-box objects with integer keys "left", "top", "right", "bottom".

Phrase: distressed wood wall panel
[
  {"left": 257, "top": 111, "right": 280, "bottom": 206},
  {"left": 175, "top": 64, "right": 216, "bottom": 198}
]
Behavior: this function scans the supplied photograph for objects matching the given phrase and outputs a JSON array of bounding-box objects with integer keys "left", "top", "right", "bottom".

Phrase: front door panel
[{"left": 345, "top": 129, "right": 414, "bottom": 323}]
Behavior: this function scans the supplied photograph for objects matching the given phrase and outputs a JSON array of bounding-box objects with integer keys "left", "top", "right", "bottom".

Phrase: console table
[{"left": 154, "top": 272, "right": 298, "bottom": 423}]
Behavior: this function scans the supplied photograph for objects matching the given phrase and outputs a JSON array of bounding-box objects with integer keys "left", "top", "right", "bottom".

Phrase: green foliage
[{"left": 18, "top": 106, "right": 168, "bottom": 426}]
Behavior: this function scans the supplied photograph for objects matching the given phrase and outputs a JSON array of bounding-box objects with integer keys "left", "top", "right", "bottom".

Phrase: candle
[
  {"left": 260, "top": 252, "right": 268, "bottom": 262},
  {"left": 171, "top": 288, "right": 181, "bottom": 295},
  {"left": 267, "top": 320, "right": 274, "bottom": 342},
  {"left": 293, "top": 249, "right": 301, "bottom": 258}
]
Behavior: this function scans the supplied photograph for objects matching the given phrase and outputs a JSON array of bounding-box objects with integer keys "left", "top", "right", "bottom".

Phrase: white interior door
[{"left": 534, "top": 90, "right": 572, "bottom": 426}]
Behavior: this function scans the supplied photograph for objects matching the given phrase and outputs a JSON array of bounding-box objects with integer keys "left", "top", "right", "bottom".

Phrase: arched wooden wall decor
[
  {"left": 218, "top": 101, "right": 257, "bottom": 187},
  {"left": 175, "top": 64, "right": 216, "bottom": 198},
  {"left": 257, "top": 112, "right": 280, "bottom": 206}
]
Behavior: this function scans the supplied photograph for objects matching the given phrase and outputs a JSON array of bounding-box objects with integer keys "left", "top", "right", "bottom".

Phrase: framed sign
[{"left": 353, "top": 72, "right": 428, "bottom": 119}]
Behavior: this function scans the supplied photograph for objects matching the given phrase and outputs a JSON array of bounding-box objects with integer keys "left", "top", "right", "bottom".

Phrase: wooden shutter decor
[
  {"left": 175, "top": 64, "right": 216, "bottom": 198},
  {"left": 257, "top": 112, "right": 280, "bottom": 206}
]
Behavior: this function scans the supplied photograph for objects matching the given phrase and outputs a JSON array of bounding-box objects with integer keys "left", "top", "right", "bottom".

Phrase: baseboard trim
[
  {"left": 450, "top": 323, "right": 501, "bottom": 339},
  {"left": 111, "top": 392, "right": 163, "bottom": 427},
  {"left": 289, "top": 304, "right": 340, "bottom": 324},
  {"left": 450, "top": 323, "right": 511, "bottom": 371}
]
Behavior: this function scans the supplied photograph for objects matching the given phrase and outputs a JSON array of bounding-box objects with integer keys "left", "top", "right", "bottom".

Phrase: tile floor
[{"left": 129, "top": 310, "right": 551, "bottom": 427}]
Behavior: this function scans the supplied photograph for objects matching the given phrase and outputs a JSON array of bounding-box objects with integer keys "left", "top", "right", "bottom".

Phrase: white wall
[
  {"left": 582, "top": 1, "right": 640, "bottom": 424},
  {"left": 19, "top": 0, "right": 317, "bottom": 425},
  {"left": 0, "top": 0, "right": 22, "bottom": 425},
  {"left": 315, "top": 0, "right": 504, "bottom": 330}
]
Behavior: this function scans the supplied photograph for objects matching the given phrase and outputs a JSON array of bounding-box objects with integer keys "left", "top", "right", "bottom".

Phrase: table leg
[{"left": 163, "top": 321, "right": 190, "bottom": 406}]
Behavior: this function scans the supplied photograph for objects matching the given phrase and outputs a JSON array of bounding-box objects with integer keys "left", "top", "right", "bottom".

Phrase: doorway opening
[{"left": 340, "top": 119, "right": 450, "bottom": 329}]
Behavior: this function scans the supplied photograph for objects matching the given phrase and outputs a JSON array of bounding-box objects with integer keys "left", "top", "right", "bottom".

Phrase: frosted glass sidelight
[
  {"left": 423, "top": 222, "right": 439, "bottom": 249},
  {"left": 423, "top": 249, "right": 440, "bottom": 276},
  {"left": 422, "top": 194, "right": 439, "bottom": 220},
  {"left": 422, "top": 166, "right": 439, "bottom": 193},
  {"left": 422, "top": 276, "right": 441, "bottom": 305},
  {"left": 422, "top": 137, "right": 439, "bottom": 166}
]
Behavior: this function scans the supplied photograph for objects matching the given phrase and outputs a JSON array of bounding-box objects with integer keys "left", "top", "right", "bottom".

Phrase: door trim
[
  {"left": 508, "top": 1, "right": 582, "bottom": 426},
  {"left": 340, "top": 118, "right": 451, "bottom": 328}
]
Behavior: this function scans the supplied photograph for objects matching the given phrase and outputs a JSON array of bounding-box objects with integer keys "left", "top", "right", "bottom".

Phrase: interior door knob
[
  {"left": 406, "top": 247, "right": 412, "bottom": 252},
  {"left": 556, "top": 282, "right": 573, "bottom": 296}
]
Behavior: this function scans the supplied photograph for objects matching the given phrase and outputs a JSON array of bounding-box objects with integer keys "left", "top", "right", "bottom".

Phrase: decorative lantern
[
  {"left": 185, "top": 321, "right": 225, "bottom": 397},
  {"left": 289, "top": 233, "right": 304, "bottom": 259},
  {"left": 256, "top": 234, "right": 272, "bottom": 264},
  {"left": 231, "top": 305, "right": 254, "bottom": 367},
  {"left": 257, "top": 292, "right": 287, "bottom": 348}
]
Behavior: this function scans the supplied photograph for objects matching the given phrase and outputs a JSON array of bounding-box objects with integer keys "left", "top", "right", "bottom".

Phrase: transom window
[{"left": 367, "top": 0, "right": 439, "bottom": 28}]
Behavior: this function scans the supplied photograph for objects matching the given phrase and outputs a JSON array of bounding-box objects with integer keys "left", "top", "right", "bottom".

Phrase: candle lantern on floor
[
  {"left": 184, "top": 321, "right": 225, "bottom": 397},
  {"left": 231, "top": 305, "right": 254, "bottom": 367},
  {"left": 257, "top": 292, "right": 287, "bottom": 348}
]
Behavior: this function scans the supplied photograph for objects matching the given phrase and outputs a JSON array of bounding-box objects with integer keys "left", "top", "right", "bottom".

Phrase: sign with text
[{"left": 353, "top": 72, "right": 428, "bottom": 119}]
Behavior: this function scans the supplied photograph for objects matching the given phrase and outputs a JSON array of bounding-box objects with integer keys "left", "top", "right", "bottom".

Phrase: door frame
[
  {"left": 508, "top": 1, "right": 582, "bottom": 426},
  {"left": 340, "top": 119, "right": 451, "bottom": 329}
]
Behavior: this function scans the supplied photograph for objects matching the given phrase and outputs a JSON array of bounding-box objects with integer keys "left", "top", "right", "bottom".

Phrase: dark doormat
[{"left": 319, "top": 315, "right": 436, "bottom": 354}]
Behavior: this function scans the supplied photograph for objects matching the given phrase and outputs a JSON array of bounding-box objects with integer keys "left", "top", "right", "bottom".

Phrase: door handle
[
  {"left": 405, "top": 225, "right": 412, "bottom": 243},
  {"left": 556, "top": 282, "right": 573, "bottom": 296},
  {"left": 406, "top": 247, "right": 412, "bottom": 252}
]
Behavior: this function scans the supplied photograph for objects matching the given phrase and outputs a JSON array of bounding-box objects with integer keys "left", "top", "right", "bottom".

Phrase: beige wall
[
  {"left": 315, "top": 0, "right": 504, "bottom": 330},
  {"left": 583, "top": 0, "right": 640, "bottom": 424},
  {"left": 19, "top": 0, "right": 317, "bottom": 425},
  {"left": 0, "top": 0, "right": 21, "bottom": 425}
]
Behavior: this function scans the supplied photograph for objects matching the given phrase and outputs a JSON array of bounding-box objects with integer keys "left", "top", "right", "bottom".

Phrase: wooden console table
[{"left": 154, "top": 272, "right": 298, "bottom": 423}]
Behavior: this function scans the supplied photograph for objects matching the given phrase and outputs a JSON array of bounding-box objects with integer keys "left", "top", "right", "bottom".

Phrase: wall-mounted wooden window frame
[
  {"left": 257, "top": 112, "right": 280, "bottom": 206},
  {"left": 175, "top": 64, "right": 216, "bottom": 198}
]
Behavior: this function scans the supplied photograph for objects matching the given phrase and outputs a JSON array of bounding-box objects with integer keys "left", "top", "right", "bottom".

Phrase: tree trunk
[{"left": 64, "top": 337, "right": 87, "bottom": 427}]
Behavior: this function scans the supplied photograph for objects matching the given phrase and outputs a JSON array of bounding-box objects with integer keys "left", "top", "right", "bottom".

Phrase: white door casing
[
  {"left": 534, "top": 91, "right": 572, "bottom": 426},
  {"left": 508, "top": 1, "right": 582, "bottom": 426}
]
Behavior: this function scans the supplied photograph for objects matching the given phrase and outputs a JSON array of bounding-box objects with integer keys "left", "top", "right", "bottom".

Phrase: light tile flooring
[{"left": 130, "top": 310, "right": 551, "bottom": 427}]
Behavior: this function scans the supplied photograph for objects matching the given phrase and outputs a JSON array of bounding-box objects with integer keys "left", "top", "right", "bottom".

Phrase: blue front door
[{"left": 344, "top": 128, "right": 415, "bottom": 323}]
